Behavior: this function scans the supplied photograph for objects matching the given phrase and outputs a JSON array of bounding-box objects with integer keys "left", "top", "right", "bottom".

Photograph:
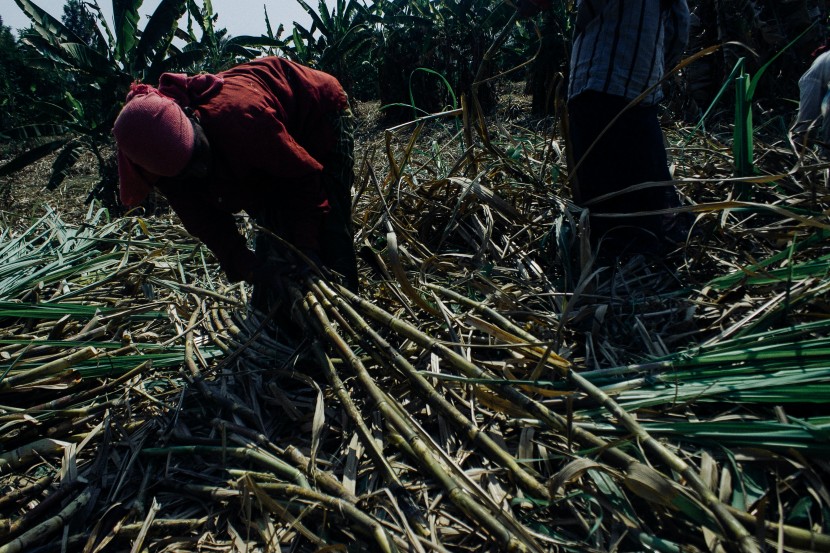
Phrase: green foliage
[
  {"left": 180, "top": 0, "right": 289, "bottom": 73},
  {"left": 0, "top": 18, "right": 64, "bottom": 143},
  {"left": 375, "top": 0, "right": 515, "bottom": 121},
  {"left": 0, "top": 18, "right": 25, "bottom": 136},
  {"left": 1, "top": 0, "right": 198, "bottom": 208},
  {"left": 290, "top": 0, "right": 378, "bottom": 100},
  {"left": 733, "top": 65, "right": 754, "bottom": 181},
  {"left": 708, "top": 23, "right": 816, "bottom": 190},
  {"left": 61, "top": 0, "right": 105, "bottom": 50},
  {"left": 523, "top": 4, "right": 573, "bottom": 115}
]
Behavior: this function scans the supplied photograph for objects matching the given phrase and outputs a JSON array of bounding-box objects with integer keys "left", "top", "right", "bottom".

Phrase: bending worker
[{"left": 113, "top": 56, "right": 359, "bottom": 306}]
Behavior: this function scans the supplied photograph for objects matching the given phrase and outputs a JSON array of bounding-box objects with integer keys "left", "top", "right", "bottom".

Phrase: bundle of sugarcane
[{"left": 1, "top": 98, "right": 830, "bottom": 552}]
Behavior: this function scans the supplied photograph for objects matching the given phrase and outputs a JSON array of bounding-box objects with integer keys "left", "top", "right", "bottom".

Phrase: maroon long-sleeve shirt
[{"left": 155, "top": 57, "right": 349, "bottom": 282}]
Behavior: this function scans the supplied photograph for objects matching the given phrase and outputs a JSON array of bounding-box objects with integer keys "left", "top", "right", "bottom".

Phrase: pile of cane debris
[{"left": 1, "top": 109, "right": 829, "bottom": 553}]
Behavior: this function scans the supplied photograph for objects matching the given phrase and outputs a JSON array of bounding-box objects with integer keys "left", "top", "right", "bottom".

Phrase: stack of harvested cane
[{"left": 1, "top": 101, "right": 830, "bottom": 552}]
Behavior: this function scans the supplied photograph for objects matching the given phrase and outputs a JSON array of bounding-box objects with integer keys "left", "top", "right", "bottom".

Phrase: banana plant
[
  {"left": 180, "top": 0, "right": 289, "bottom": 73},
  {"left": 290, "top": 0, "right": 378, "bottom": 98},
  {"left": 374, "top": 0, "right": 513, "bottom": 120},
  {"left": 0, "top": 0, "right": 213, "bottom": 207}
]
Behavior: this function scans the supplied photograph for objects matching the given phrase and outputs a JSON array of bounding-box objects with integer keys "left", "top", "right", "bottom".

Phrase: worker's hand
[
  {"left": 294, "top": 249, "right": 324, "bottom": 280},
  {"left": 515, "top": 0, "right": 548, "bottom": 18},
  {"left": 249, "top": 259, "right": 290, "bottom": 307}
]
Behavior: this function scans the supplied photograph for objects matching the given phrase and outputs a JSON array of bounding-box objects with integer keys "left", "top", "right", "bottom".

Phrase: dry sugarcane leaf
[
  {"left": 447, "top": 177, "right": 526, "bottom": 222},
  {"left": 719, "top": 467, "right": 733, "bottom": 505},
  {"left": 548, "top": 458, "right": 619, "bottom": 498},
  {"left": 463, "top": 314, "right": 570, "bottom": 369},
  {"left": 227, "top": 521, "right": 253, "bottom": 552},
  {"left": 0, "top": 416, "right": 39, "bottom": 438},
  {"left": 82, "top": 502, "right": 130, "bottom": 553},
  {"left": 342, "top": 432, "right": 363, "bottom": 497},
  {"left": 309, "top": 380, "right": 326, "bottom": 478},
  {"left": 385, "top": 228, "right": 440, "bottom": 317},
  {"left": 129, "top": 497, "right": 160, "bottom": 553},
  {"left": 700, "top": 451, "right": 719, "bottom": 493},
  {"left": 59, "top": 442, "right": 78, "bottom": 485},
  {"left": 484, "top": 473, "right": 510, "bottom": 508},
  {"left": 703, "top": 526, "right": 729, "bottom": 553},
  {"left": 517, "top": 427, "right": 534, "bottom": 467},
  {"left": 622, "top": 463, "right": 679, "bottom": 508},
  {"left": 472, "top": 385, "right": 530, "bottom": 417}
]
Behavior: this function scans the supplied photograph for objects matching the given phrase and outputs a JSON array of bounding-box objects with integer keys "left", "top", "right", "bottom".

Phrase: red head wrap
[{"left": 113, "top": 74, "right": 223, "bottom": 207}]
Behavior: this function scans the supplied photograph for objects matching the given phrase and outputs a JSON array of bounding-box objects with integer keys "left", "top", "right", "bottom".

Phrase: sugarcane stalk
[
  {"left": 0, "top": 438, "right": 69, "bottom": 473},
  {"left": 182, "top": 301, "right": 259, "bottom": 424},
  {"left": 0, "top": 474, "right": 54, "bottom": 512},
  {"left": 204, "top": 306, "right": 231, "bottom": 354},
  {"left": 314, "top": 278, "right": 550, "bottom": 501},
  {"left": 7, "top": 402, "right": 120, "bottom": 444},
  {"left": 217, "top": 306, "right": 241, "bottom": 336},
  {"left": 0, "top": 479, "right": 84, "bottom": 540},
  {"left": 330, "top": 281, "right": 762, "bottom": 548},
  {"left": 427, "top": 283, "right": 763, "bottom": 553},
  {"left": 175, "top": 482, "right": 241, "bottom": 500},
  {"left": 235, "top": 473, "right": 328, "bottom": 547},
  {"left": 591, "top": 385, "right": 759, "bottom": 552},
  {"left": 16, "top": 361, "right": 150, "bottom": 415},
  {"left": 335, "top": 281, "right": 625, "bottom": 457},
  {"left": 146, "top": 277, "right": 244, "bottom": 307},
  {"left": 165, "top": 480, "right": 401, "bottom": 552},
  {"left": 111, "top": 518, "right": 208, "bottom": 538},
  {"left": 0, "top": 487, "right": 92, "bottom": 553},
  {"left": 255, "top": 483, "right": 402, "bottom": 553},
  {"left": 214, "top": 302, "right": 293, "bottom": 359},
  {"left": 47, "top": 259, "right": 147, "bottom": 302},
  {"left": 461, "top": 94, "right": 477, "bottom": 176},
  {"left": 304, "top": 332, "right": 431, "bottom": 538},
  {"left": 282, "top": 444, "right": 355, "bottom": 501},
  {"left": 0, "top": 346, "right": 97, "bottom": 390},
  {"left": 211, "top": 418, "right": 358, "bottom": 504},
  {"left": 296, "top": 283, "right": 431, "bottom": 535},
  {"left": 725, "top": 504, "right": 830, "bottom": 551},
  {"left": 301, "top": 286, "right": 539, "bottom": 553},
  {"left": 141, "top": 446, "right": 309, "bottom": 488},
  {"left": 58, "top": 521, "right": 208, "bottom": 553}
]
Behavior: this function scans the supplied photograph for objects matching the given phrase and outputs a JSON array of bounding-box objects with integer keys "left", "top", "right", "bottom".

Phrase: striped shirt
[
  {"left": 794, "top": 51, "right": 830, "bottom": 136},
  {"left": 568, "top": 0, "right": 690, "bottom": 105}
]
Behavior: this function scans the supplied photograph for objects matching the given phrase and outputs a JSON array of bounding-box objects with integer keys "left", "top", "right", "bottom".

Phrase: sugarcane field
[{"left": 1, "top": 1, "right": 830, "bottom": 552}]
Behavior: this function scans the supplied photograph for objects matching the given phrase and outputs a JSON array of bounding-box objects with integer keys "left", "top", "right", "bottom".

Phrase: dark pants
[
  {"left": 319, "top": 109, "right": 359, "bottom": 292},
  {"left": 568, "top": 91, "right": 677, "bottom": 246},
  {"left": 251, "top": 109, "right": 358, "bottom": 314}
]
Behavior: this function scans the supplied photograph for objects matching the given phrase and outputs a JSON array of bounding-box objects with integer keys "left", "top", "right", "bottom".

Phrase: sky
[{"left": 0, "top": 0, "right": 313, "bottom": 38}]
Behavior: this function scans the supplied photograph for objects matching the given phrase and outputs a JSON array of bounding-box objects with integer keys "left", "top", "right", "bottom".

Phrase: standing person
[
  {"left": 518, "top": 0, "right": 691, "bottom": 253},
  {"left": 113, "top": 56, "right": 359, "bottom": 308},
  {"left": 793, "top": 47, "right": 830, "bottom": 152}
]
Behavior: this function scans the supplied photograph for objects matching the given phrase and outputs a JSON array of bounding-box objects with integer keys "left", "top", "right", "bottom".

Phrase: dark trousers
[
  {"left": 251, "top": 109, "right": 359, "bottom": 314},
  {"left": 568, "top": 91, "right": 675, "bottom": 245},
  {"left": 319, "top": 109, "right": 359, "bottom": 292}
]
